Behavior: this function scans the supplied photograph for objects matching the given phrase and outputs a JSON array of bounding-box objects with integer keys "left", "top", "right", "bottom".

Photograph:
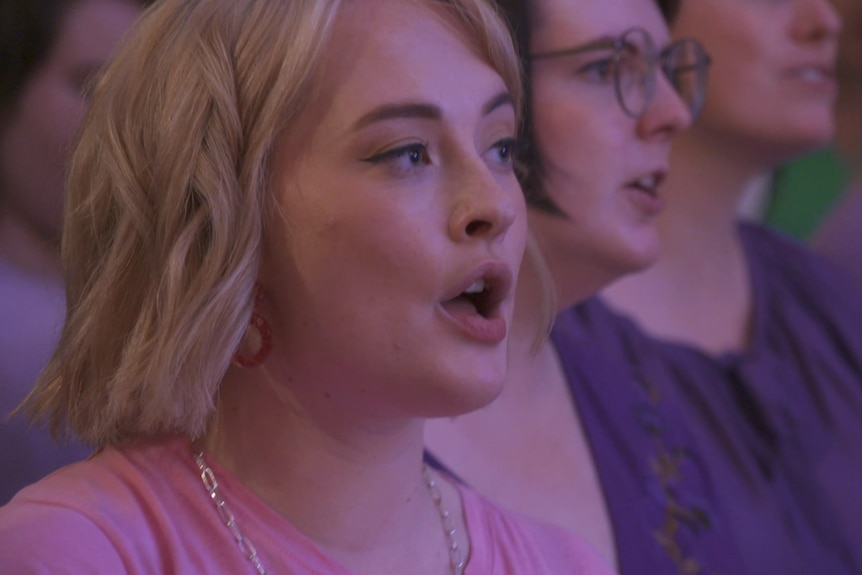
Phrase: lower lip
[
  {"left": 625, "top": 186, "right": 665, "bottom": 216},
  {"left": 786, "top": 72, "right": 838, "bottom": 96},
  {"left": 438, "top": 304, "right": 507, "bottom": 344}
]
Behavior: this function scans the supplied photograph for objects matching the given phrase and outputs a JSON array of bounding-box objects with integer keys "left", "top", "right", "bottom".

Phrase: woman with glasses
[
  {"left": 425, "top": 0, "right": 732, "bottom": 573},
  {"left": 585, "top": 0, "right": 861, "bottom": 573}
]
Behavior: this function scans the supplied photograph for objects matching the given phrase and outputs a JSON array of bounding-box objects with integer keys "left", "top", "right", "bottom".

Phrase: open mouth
[
  {"left": 440, "top": 264, "right": 512, "bottom": 344},
  {"left": 630, "top": 173, "right": 662, "bottom": 198},
  {"left": 447, "top": 278, "right": 495, "bottom": 318},
  {"left": 792, "top": 65, "right": 835, "bottom": 82}
]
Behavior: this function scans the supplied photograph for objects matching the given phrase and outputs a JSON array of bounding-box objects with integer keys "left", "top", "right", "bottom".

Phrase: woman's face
[
  {"left": 261, "top": 0, "right": 526, "bottom": 421},
  {"left": 0, "top": 0, "right": 140, "bottom": 245},
  {"left": 527, "top": 0, "right": 693, "bottom": 301},
  {"left": 673, "top": 0, "right": 841, "bottom": 164}
]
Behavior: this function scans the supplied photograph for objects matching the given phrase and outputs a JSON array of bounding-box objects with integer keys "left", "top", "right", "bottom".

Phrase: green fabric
[{"left": 765, "top": 148, "right": 848, "bottom": 239}]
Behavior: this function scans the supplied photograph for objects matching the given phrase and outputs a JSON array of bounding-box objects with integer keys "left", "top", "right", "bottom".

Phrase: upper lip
[{"left": 442, "top": 260, "right": 514, "bottom": 318}]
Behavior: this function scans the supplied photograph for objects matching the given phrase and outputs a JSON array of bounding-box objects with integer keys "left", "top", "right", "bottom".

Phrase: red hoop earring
[{"left": 232, "top": 283, "right": 272, "bottom": 368}]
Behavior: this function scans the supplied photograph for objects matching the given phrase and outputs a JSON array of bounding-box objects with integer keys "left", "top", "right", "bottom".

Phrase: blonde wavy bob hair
[{"left": 25, "top": 0, "right": 523, "bottom": 447}]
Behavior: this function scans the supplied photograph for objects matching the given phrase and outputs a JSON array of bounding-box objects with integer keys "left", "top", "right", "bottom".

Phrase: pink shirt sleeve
[{"left": 0, "top": 501, "right": 126, "bottom": 574}]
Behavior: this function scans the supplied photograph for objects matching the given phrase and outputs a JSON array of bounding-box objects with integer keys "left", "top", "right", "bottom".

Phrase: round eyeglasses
[{"left": 530, "top": 27, "right": 712, "bottom": 119}]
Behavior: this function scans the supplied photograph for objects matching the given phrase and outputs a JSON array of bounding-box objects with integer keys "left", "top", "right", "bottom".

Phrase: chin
[
  {"left": 421, "top": 364, "right": 507, "bottom": 418},
  {"left": 762, "top": 108, "right": 836, "bottom": 157},
  {"left": 757, "top": 126, "right": 835, "bottom": 167},
  {"left": 555, "top": 235, "right": 660, "bottom": 304},
  {"left": 625, "top": 245, "right": 660, "bottom": 274},
  {"left": 610, "top": 232, "right": 662, "bottom": 276},
  {"left": 791, "top": 114, "right": 834, "bottom": 145}
]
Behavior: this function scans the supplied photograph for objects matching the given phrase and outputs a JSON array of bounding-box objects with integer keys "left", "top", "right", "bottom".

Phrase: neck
[
  {"left": 422, "top": 255, "right": 566, "bottom": 455},
  {"left": 527, "top": 209, "right": 619, "bottom": 310},
  {"left": 0, "top": 206, "right": 61, "bottom": 280},
  {"left": 649, "top": 125, "right": 774, "bottom": 264},
  {"left": 602, "top": 130, "right": 756, "bottom": 354},
  {"left": 202, "top": 369, "right": 462, "bottom": 574},
  {"left": 610, "top": 129, "right": 756, "bottom": 291},
  {"left": 667, "top": 127, "right": 770, "bottom": 222}
]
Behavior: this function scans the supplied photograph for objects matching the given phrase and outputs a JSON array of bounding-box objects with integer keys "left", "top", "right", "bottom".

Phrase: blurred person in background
[
  {"left": 812, "top": 185, "right": 862, "bottom": 286},
  {"left": 810, "top": 0, "right": 862, "bottom": 282},
  {"left": 762, "top": 0, "right": 862, "bottom": 238},
  {"left": 0, "top": 0, "right": 145, "bottom": 503},
  {"left": 589, "top": 0, "right": 862, "bottom": 572}
]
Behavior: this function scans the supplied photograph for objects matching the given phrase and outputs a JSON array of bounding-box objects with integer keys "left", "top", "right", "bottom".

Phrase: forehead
[
  {"left": 329, "top": 0, "right": 465, "bottom": 61},
  {"left": 324, "top": 0, "right": 482, "bottom": 82},
  {"left": 531, "top": 0, "right": 670, "bottom": 49},
  {"left": 307, "top": 0, "right": 506, "bottom": 126}
]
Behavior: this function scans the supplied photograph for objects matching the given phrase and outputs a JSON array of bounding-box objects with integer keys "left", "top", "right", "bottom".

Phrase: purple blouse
[{"left": 555, "top": 223, "right": 862, "bottom": 574}]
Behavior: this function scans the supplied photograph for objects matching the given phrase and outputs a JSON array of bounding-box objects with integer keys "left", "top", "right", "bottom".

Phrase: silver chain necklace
[
  {"left": 193, "top": 450, "right": 466, "bottom": 575},
  {"left": 424, "top": 465, "right": 467, "bottom": 575}
]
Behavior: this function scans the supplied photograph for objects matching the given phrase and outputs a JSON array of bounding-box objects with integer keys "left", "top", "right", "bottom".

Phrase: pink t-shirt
[{"left": 0, "top": 436, "right": 612, "bottom": 574}]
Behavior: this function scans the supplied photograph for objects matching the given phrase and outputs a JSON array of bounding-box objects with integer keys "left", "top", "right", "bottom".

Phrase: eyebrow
[
  {"left": 530, "top": 36, "right": 617, "bottom": 61},
  {"left": 351, "top": 90, "right": 514, "bottom": 132},
  {"left": 483, "top": 91, "right": 515, "bottom": 116}
]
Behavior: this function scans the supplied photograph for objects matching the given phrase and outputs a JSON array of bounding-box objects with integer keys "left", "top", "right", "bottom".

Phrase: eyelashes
[
  {"left": 361, "top": 137, "right": 520, "bottom": 177},
  {"left": 361, "top": 141, "right": 431, "bottom": 168},
  {"left": 575, "top": 58, "right": 617, "bottom": 83}
]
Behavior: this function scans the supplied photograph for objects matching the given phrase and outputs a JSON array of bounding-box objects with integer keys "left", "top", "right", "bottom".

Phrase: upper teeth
[
  {"left": 798, "top": 68, "right": 825, "bottom": 81},
  {"left": 637, "top": 175, "right": 657, "bottom": 190},
  {"left": 465, "top": 279, "right": 486, "bottom": 294}
]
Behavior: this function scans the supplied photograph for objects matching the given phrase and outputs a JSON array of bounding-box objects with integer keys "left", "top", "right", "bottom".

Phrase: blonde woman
[{"left": 0, "top": 0, "right": 613, "bottom": 573}]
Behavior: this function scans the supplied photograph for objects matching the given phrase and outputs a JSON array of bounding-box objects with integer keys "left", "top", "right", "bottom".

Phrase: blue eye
[
  {"left": 489, "top": 137, "right": 518, "bottom": 168},
  {"left": 362, "top": 142, "right": 431, "bottom": 174}
]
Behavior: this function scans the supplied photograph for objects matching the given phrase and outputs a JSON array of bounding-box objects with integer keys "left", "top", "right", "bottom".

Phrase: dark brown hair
[{"left": 493, "top": 0, "right": 680, "bottom": 211}]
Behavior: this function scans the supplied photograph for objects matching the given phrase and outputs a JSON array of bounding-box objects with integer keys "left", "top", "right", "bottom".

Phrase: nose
[
  {"left": 448, "top": 164, "right": 520, "bottom": 244},
  {"left": 636, "top": 72, "right": 693, "bottom": 141},
  {"left": 793, "top": 0, "right": 842, "bottom": 43}
]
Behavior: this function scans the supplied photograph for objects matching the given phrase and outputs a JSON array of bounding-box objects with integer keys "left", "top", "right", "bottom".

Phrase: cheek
[
  {"left": 533, "top": 113, "right": 624, "bottom": 219},
  {"left": 676, "top": 2, "right": 771, "bottom": 79},
  {"left": 298, "top": 222, "right": 442, "bottom": 359},
  {"left": 296, "top": 207, "right": 441, "bottom": 302},
  {"left": 698, "top": 40, "right": 773, "bottom": 129}
]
